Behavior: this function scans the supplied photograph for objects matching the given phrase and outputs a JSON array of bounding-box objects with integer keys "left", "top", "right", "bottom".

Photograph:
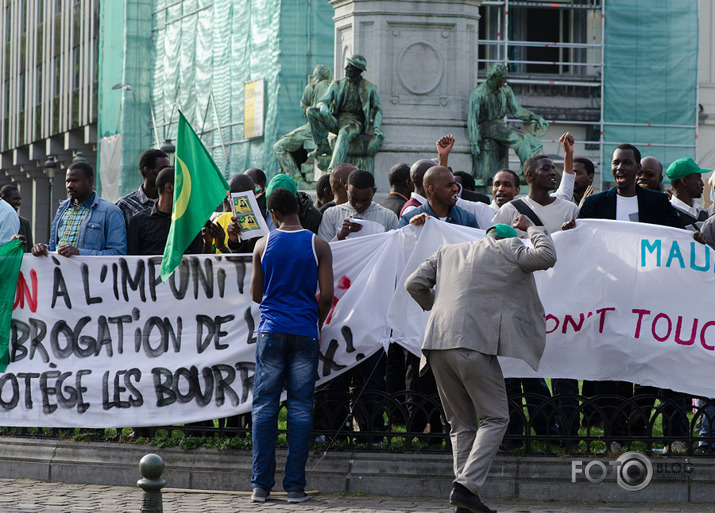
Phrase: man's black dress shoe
[{"left": 449, "top": 483, "right": 496, "bottom": 513}]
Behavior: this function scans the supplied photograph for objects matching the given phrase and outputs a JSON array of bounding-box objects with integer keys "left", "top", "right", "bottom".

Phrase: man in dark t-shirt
[{"left": 126, "top": 167, "right": 206, "bottom": 255}]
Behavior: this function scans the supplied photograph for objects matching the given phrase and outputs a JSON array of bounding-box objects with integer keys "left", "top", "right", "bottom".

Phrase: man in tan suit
[{"left": 405, "top": 216, "right": 556, "bottom": 513}]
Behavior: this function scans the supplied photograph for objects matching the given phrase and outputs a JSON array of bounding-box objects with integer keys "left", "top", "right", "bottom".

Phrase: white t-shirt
[
  {"left": 491, "top": 196, "right": 579, "bottom": 236},
  {"left": 616, "top": 194, "right": 639, "bottom": 222}
]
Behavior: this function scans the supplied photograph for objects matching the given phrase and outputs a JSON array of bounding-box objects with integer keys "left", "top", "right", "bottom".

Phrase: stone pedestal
[{"left": 329, "top": 0, "right": 482, "bottom": 192}]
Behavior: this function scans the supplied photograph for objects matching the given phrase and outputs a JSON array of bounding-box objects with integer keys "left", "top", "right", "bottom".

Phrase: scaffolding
[
  {"left": 476, "top": 0, "right": 699, "bottom": 190},
  {"left": 477, "top": 0, "right": 606, "bottom": 186}
]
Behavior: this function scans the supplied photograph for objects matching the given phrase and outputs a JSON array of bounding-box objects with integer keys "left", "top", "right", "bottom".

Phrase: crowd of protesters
[{"left": 2, "top": 132, "right": 715, "bottom": 507}]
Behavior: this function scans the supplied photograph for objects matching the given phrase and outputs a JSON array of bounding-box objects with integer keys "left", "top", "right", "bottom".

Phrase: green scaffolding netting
[
  {"left": 150, "top": 0, "right": 334, "bottom": 184},
  {"left": 603, "top": 0, "right": 698, "bottom": 178}
]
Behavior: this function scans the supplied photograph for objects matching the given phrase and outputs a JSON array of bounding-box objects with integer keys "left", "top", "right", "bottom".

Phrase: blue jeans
[
  {"left": 251, "top": 332, "right": 319, "bottom": 493},
  {"left": 698, "top": 399, "right": 715, "bottom": 447}
]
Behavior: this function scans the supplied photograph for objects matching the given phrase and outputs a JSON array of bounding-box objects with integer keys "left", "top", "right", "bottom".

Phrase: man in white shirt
[
  {"left": 490, "top": 134, "right": 581, "bottom": 450},
  {"left": 0, "top": 197, "right": 20, "bottom": 245},
  {"left": 666, "top": 157, "right": 710, "bottom": 231},
  {"left": 489, "top": 169, "right": 521, "bottom": 212},
  {"left": 435, "top": 133, "right": 577, "bottom": 222},
  {"left": 318, "top": 169, "right": 398, "bottom": 241},
  {"left": 491, "top": 133, "right": 579, "bottom": 237}
]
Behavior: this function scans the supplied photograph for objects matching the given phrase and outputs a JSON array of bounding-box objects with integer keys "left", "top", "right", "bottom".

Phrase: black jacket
[
  {"left": 579, "top": 185, "right": 685, "bottom": 229},
  {"left": 297, "top": 191, "right": 322, "bottom": 234}
]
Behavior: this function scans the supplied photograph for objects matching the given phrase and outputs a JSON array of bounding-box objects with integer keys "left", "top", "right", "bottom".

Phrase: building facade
[{"left": 1, "top": 0, "right": 713, "bottom": 243}]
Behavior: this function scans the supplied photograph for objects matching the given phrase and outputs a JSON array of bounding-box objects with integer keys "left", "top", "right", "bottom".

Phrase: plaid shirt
[
  {"left": 57, "top": 198, "right": 92, "bottom": 247},
  {"left": 116, "top": 186, "right": 156, "bottom": 225}
]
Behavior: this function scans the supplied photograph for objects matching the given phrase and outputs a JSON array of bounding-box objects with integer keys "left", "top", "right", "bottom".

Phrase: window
[{"left": 478, "top": 1, "right": 601, "bottom": 80}]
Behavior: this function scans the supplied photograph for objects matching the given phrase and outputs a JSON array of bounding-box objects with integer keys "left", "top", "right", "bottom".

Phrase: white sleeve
[
  {"left": 553, "top": 171, "right": 575, "bottom": 201},
  {"left": 456, "top": 198, "right": 496, "bottom": 230}
]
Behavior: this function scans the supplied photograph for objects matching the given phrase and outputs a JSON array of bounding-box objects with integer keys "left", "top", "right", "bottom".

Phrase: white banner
[
  {"left": 388, "top": 219, "right": 715, "bottom": 398},
  {"left": 4, "top": 219, "right": 715, "bottom": 427},
  {"left": 5, "top": 247, "right": 385, "bottom": 427}
]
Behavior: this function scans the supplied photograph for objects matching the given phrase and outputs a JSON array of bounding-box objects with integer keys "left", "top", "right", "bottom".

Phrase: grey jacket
[{"left": 405, "top": 226, "right": 557, "bottom": 372}]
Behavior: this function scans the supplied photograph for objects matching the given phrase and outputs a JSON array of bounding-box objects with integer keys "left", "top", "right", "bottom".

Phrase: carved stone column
[{"left": 329, "top": 0, "right": 482, "bottom": 191}]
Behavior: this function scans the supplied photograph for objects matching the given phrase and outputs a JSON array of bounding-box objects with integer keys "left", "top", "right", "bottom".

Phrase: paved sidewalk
[{"left": 2, "top": 478, "right": 715, "bottom": 513}]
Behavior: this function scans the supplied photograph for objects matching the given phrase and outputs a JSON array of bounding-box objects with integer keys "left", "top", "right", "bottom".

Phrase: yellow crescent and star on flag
[
  {"left": 172, "top": 156, "right": 192, "bottom": 222},
  {"left": 159, "top": 110, "right": 231, "bottom": 282}
]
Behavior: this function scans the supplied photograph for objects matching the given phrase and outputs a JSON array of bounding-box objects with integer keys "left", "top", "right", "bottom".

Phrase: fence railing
[{"left": 3, "top": 390, "right": 714, "bottom": 456}]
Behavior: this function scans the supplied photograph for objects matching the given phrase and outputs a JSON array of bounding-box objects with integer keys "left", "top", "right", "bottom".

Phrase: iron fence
[{"left": 3, "top": 390, "right": 715, "bottom": 457}]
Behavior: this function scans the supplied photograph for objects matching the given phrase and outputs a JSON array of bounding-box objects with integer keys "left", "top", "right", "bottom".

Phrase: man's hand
[
  {"left": 31, "top": 243, "right": 48, "bottom": 256},
  {"left": 559, "top": 132, "right": 575, "bottom": 155},
  {"left": 374, "top": 127, "right": 384, "bottom": 138},
  {"left": 57, "top": 244, "right": 80, "bottom": 257},
  {"left": 337, "top": 217, "right": 363, "bottom": 240},
  {"left": 11, "top": 234, "right": 26, "bottom": 243},
  {"left": 470, "top": 144, "right": 480, "bottom": 157},
  {"left": 226, "top": 216, "right": 243, "bottom": 243},
  {"left": 437, "top": 135, "right": 455, "bottom": 156},
  {"left": 203, "top": 222, "right": 228, "bottom": 252},
  {"left": 694, "top": 230, "right": 707, "bottom": 245},
  {"left": 578, "top": 185, "right": 594, "bottom": 209},
  {"left": 561, "top": 219, "right": 576, "bottom": 231},
  {"left": 319, "top": 103, "right": 330, "bottom": 117},
  {"left": 436, "top": 135, "right": 455, "bottom": 168},
  {"left": 513, "top": 215, "right": 534, "bottom": 232},
  {"left": 409, "top": 213, "right": 431, "bottom": 226}
]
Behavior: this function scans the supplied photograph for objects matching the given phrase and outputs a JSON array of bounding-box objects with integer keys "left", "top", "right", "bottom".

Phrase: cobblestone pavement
[{"left": 1, "top": 478, "right": 715, "bottom": 513}]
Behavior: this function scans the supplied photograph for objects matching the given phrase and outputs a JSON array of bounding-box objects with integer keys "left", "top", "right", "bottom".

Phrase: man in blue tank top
[{"left": 249, "top": 187, "right": 334, "bottom": 504}]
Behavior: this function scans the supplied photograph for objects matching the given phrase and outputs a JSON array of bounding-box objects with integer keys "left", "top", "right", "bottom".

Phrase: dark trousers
[
  {"left": 593, "top": 380, "right": 633, "bottom": 440},
  {"left": 405, "top": 352, "right": 445, "bottom": 444},
  {"left": 313, "top": 351, "right": 386, "bottom": 442},
  {"left": 632, "top": 385, "right": 689, "bottom": 440},
  {"left": 552, "top": 378, "right": 580, "bottom": 447},
  {"left": 505, "top": 378, "right": 557, "bottom": 439}
]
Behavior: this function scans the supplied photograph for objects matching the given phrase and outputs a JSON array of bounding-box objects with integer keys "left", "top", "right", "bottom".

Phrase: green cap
[
  {"left": 266, "top": 173, "right": 297, "bottom": 198},
  {"left": 665, "top": 158, "right": 712, "bottom": 181},
  {"left": 346, "top": 55, "right": 367, "bottom": 72},
  {"left": 486, "top": 223, "right": 518, "bottom": 239}
]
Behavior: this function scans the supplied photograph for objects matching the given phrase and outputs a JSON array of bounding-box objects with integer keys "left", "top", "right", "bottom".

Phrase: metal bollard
[{"left": 137, "top": 453, "right": 166, "bottom": 513}]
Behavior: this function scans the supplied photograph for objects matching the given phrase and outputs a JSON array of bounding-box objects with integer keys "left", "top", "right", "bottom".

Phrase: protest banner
[
  {"left": 3, "top": 219, "right": 715, "bottom": 427},
  {"left": 388, "top": 219, "right": 715, "bottom": 398}
]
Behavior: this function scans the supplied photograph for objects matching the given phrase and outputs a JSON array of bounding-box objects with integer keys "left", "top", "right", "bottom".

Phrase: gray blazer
[{"left": 405, "top": 226, "right": 557, "bottom": 372}]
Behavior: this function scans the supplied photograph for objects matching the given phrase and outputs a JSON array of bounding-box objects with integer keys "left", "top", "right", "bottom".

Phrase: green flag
[
  {"left": 0, "top": 239, "right": 24, "bottom": 372},
  {"left": 160, "top": 110, "right": 230, "bottom": 282}
]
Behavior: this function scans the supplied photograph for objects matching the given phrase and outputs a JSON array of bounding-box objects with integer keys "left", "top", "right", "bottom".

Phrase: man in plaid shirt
[
  {"left": 115, "top": 148, "right": 171, "bottom": 225},
  {"left": 32, "top": 162, "right": 126, "bottom": 257}
]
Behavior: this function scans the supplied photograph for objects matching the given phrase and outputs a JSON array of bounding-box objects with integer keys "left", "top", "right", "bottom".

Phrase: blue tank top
[{"left": 258, "top": 229, "right": 319, "bottom": 339}]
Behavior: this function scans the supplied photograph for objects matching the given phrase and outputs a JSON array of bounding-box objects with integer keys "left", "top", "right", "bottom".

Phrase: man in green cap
[
  {"left": 265, "top": 173, "right": 323, "bottom": 234},
  {"left": 667, "top": 157, "right": 711, "bottom": 231},
  {"left": 307, "top": 55, "right": 383, "bottom": 170},
  {"left": 405, "top": 214, "right": 556, "bottom": 513}
]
